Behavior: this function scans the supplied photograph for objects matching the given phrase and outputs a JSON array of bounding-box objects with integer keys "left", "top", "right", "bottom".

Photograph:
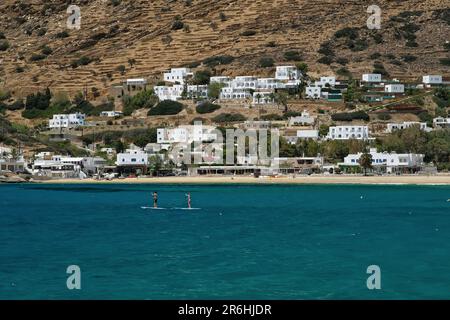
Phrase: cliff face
[{"left": 0, "top": 0, "right": 448, "bottom": 98}]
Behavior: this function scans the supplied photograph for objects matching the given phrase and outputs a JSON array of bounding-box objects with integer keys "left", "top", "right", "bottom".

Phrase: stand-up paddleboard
[
  {"left": 141, "top": 206, "right": 167, "bottom": 210},
  {"left": 172, "top": 207, "right": 201, "bottom": 210}
]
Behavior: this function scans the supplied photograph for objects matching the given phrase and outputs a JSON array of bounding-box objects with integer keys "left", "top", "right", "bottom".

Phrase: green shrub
[
  {"left": 196, "top": 102, "right": 221, "bottom": 114},
  {"left": 284, "top": 51, "right": 302, "bottom": 61},
  {"left": 241, "top": 30, "right": 256, "bottom": 36},
  {"left": 259, "top": 57, "right": 274, "bottom": 68},
  {"left": 203, "top": 55, "right": 234, "bottom": 67},
  {"left": 0, "top": 40, "right": 10, "bottom": 51},
  {"left": 148, "top": 100, "right": 184, "bottom": 116},
  {"left": 402, "top": 54, "right": 417, "bottom": 62},
  {"left": 71, "top": 56, "right": 93, "bottom": 68},
  {"left": 212, "top": 113, "right": 246, "bottom": 123},
  {"left": 192, "top": 70, "right": 212, "bottom": 85},
  {"left": 317, "top": 56, "right": 333, "bottom": 65},
  {"left": 55, "top": 31, "right": 69, "bottom": 38},
  {"left": 331, "top": 111, "right": 370, "bottom": 122},
  {"left": 334, "top": 27, "right": 359, "bottom": 40},
  {"left": 30, "top": 54, "right": 46, "bottom": 61},
  {"left": 172, "top": 19, "right": 184, "bottom": 30},
  {"left": 440, "top": 58, "right": 450, "bottom": 66}
]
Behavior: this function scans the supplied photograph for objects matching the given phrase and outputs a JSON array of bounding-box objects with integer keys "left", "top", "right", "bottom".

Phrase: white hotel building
[
  {"left": 163, "top": 68, "right": 193, "bottom": 84},
  {"left": 386, "top": 122, "right": 431, "bottom": 133},
  {"left": 49, "top": 113, "right": 85, "bottom": 129},
  {"left": 326, "top": 126, "right": 370, "bottom": 140},
  {"left": 362, "top": 73, "right": 382, "bottom": 83},
  {"left": 340, "top": 148, "right": 424, "bottom": 173},
  {"left": 275, "top": 66, "right": 301, "bottom": 81}
]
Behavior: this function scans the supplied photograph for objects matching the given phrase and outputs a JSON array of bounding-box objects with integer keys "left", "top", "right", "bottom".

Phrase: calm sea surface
[{"left": 0, "top": 183, "right": 449, "bottom": 299}]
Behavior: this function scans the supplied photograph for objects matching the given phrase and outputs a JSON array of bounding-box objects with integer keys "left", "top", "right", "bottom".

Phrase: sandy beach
[{"left": 34, "top": 174, "right": 450, "bottom": 185}]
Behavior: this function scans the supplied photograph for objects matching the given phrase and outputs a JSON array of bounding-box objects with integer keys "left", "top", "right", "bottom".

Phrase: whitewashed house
[
  {"left": 306, "top": 86, "right": 321, "bottom": 99},
  {"left": 116, "top": 150, "right": 148, "bottom": 166},
  {"left": 231, "top": 76, "right": 258, "bottom": 89},
  {"left": 210, "top": 76, "right": 232, "bottom": 85},
  {"left": 257, "top": 78, "right": 285, "bottom": 90},
  {"left": 386, "top": 122, "right": 432, "bottom": 133},
  {"left": 163, "top": 68, "right": 193, "bottom": 84},
  {"left": 100, "top": 111, "right": 123, "bottom": 118},
  {"left": 385, "top": 84, "right": 405, "bottom": 93},
  {"left": 297, "top": 130, "right": 319, "bottom": 140},
  {"left": 154, "top": 85, "right": 184, "bottom": 101},
  {"left": 340, "top": 148, "right": 424, "bottom": 174},
  {"left": 288, "top": 110, "right": 315, "bottom": 126},
  {"left": 49, "top": 113, "right": 85, "bottom": 129},
  {"left": 187, "top": 85, "right": 208, "bottom": 99},
  {"left": 275, "top": 66, "right": 301, "bottom": 81},
  {"left": 157, "top": 124, "right": 217, "bottom": 144},
  {"left": 433, "top": 117, "right": 450, "bottom": 129},
  {"left": 423, "top": 75, "right": 442, "bottom": 86},
  {"left": 362, "top": 74, "right": 382, "bottom": 83},
  {"left": 326, "top": 126, "right": 370, "bottom": 140},
  {"left": 315, "top": 76, "right": 336, "bottom": 87},
  {"left": 220, "top": 87, "right": 251, "bottom": 100}
]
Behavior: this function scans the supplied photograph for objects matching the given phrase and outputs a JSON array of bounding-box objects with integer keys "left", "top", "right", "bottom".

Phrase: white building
[
  {"left": 297, "top": 130, "right": 319, "bottom": 139},
  {"left": 126, "top": 78, "right": 147, "bottom": 86},
  {"left": 157, "top": 124, "right": 217, "bottom": 144},
  {"left": 163, "top": 68, "right": 193, "bottom": 84},
  {"left": 433, "top": 117, "right": 450, "bottom": 128},
  {"left": 362, "top": 73, "right": 382, "bottom": 83},
  {"left": 220, "top": 87, "right": 251, "bottom": 100},
  {"left": 340, "top": 148, "right": 424, "bottom": 173},
  {"left": 423, "top": 75, "right": 442, "bottom": 85},
  {"left": 275, "top": 66, "right": 301, "bottom": 81},
  {"left": 385, "top": 84, "right": 405, "bottom": 93},
  {"left": 327, "top": 126, "right": 370, "bottom": 140},
  {"left": 154, "top": 84, "right": 184, "bottom": 101},
  {"left": 210, "top": 76, "right": 232, "bottom": 85},
  {"left": 116, "top": 150, "right": 148, "bottom": 166},
  {"left": 252, "top": 92, "right": 274, "bottom": 105},
  {"left": 386, "top": 122, "right": 431, "bottom": 133},
  {"left": 257, "top": 78, "right": 285, "bottom": 90},
  {"left": 187, "top": 85, "right": 208, "bottom": 99},
  {"left": 306, "top": 86, "right": 321, "bottom": 99},
  {"left": 49, "top": 113, "right": 85, "bottom": 129},
  {"left": 315, "top": 76, "right": 336, "bottom": 87},
  {"left": 100, "top": 111, "right": 123, "bottom": 118},
  {"left": 288, "top": 110, "right": 315, "bottom": 126},
  {"left": 231, "top": 76, "right": 258, "bottom": 90}
]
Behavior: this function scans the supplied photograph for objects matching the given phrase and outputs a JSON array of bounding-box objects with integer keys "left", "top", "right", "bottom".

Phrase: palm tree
[{"left": 359, "top": 152, "right": 373, "bottom": 176}]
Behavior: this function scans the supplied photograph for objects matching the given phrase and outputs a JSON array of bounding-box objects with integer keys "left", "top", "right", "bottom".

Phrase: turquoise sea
[{"left": 0, "top": 183, "right": 449, "bottom": 300}]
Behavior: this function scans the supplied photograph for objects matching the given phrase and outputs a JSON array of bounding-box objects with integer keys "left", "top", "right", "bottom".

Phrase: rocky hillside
[{"left": 0, "top": 0, "right": 448, "bottom": 99}]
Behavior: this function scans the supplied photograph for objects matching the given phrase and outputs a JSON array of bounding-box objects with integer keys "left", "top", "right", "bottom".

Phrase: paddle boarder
[
  {"left": 153, "top": 192, "right": 158, "bottom": 208},
  {"left": 186, "top": 192, "right": 191, "bottom": 209}
]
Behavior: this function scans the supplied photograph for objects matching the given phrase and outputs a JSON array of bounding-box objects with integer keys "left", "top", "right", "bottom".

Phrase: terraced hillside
[{"left": 0, "top": 0, "right": 448, "bottom": 99}]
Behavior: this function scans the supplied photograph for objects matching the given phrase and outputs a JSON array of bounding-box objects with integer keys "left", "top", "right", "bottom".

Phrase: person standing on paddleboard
[
  {"left": 186, "top": 193, "right": 191, "bottom": 209},
  {"left": 153, "top": 192, "right": 158, "bottom": 208}
]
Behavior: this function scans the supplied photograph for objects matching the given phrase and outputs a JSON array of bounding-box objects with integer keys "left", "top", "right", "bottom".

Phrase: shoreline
[{"left": 31, "top": 174, "right": 450, "bottom": 185}]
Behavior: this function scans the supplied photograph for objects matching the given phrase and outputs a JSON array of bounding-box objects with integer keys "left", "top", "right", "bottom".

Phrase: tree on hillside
[
  {"left": 207, "top": 82, "right": 225, "bottom": 100},
  {"left": 274, "top": 92, "right": 288, "bottom": 113},
  {"left": 359, "top": 152, "right": 373, "bottom": 176}
]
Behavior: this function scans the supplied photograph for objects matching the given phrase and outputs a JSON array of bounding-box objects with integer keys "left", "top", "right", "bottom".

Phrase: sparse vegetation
[
  {"left": 148, "top": 100, "right": 184, "bottom": 116},
  {"left": 259, "top": 57, "right": 274, "bottom": 68},
  {"left": 213, "top": 113, "right": 247, "bottom": 123},
  {"left": 196, "top": 102, "right": 221, "bottom": 114}
]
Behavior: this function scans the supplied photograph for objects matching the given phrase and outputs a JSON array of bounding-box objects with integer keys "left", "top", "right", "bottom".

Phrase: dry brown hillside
[{"left": 0, "top": 0, "right": 449, "bottom": 99}]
